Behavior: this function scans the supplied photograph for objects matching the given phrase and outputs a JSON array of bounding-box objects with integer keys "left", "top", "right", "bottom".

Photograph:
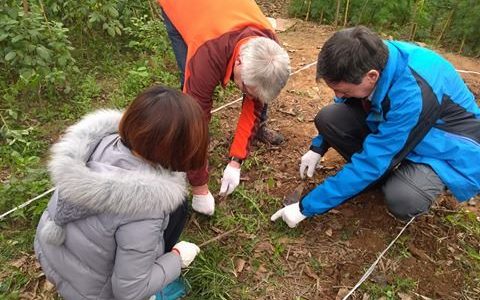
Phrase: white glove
[
  {"left": 220, "top": 164, "right": 241, "bottom": 196},
  {"left": 172, "top": 241, "right": 200, "bottom": 268},
  {"left": 270, "top": 202, "right": 307, "bottom": 228},
  {"left": 299, "top": 150, "right": 322, "bottom": 179},
  {"left": 192, "top": 191, "right": 215, "bottom": 216}
]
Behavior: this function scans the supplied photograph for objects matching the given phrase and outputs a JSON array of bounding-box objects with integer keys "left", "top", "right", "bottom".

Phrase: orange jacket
[{"left": 159, "top": 0, "right": 277, "bottom": 186}]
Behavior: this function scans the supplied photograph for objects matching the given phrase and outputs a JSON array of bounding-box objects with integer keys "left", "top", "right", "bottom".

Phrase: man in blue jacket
[{"left": 272, "top": 26, "right": 480, "bottom": 227}]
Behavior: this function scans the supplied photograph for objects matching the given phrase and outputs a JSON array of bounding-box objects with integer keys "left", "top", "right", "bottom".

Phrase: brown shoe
[{"left": 256, "top": 125, "right": 285, "bottom": 145}]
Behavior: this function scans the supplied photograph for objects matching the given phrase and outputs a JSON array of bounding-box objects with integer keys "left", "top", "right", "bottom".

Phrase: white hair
[{"left": 239, "top": 37, "right": 291, "bottom": 103}]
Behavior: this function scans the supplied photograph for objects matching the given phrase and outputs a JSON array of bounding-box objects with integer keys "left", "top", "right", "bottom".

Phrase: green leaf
[
  {"left": 128, "top": 41, "right": 140, "bottom": 47},
  {"left": 107, "top": 27, "right": 115, "bottom": 37},
  {"left": 108, "top": 6, "right": 119, "bottom": 18},
  {"left": 7, "top": 109, "right": 18, "bottom": 120},
  {"left": 19, "top": 68, "right": 36, "bottom": 80},
  {"left": 36, "top": 46, "right": 51, "bottom": 60},
  {"left": 0, "top": 33, "right": 8, "bottom": 42},
  {"left": 57, "top": 56, "right": 67, "bottom": 66},
  {"left": 5, "top": 51, "right": 16, "bottom": 61},
  {"left": 11, "top": 34, "right": 24, "bottom": 43}
]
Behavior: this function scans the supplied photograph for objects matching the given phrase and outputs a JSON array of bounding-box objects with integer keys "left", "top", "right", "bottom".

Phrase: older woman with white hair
[{"left": 158, "top": 0, "right": 291, "bottom": 216}]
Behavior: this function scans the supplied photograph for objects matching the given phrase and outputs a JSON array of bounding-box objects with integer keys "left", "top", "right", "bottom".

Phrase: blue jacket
[{"left": 301, "top": 41, "right": 480, "bottom": 217}]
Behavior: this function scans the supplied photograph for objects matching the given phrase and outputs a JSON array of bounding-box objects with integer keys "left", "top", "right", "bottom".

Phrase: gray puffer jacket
[{"left": 34, "top": 109, "right": 187, "bottom": 300}]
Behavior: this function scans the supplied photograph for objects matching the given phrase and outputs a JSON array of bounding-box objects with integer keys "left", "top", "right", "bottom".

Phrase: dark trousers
[
  {"left": 161, "top": 9, "right": 269, "bottom": 123},
  {"left": 162, "top": 9, "right": 188, "bottom": 88},
  {"left": 314, "top": 100, "right": 445, "bottom": 220},
  {"left": 163, "top": 200, "right": 188, "bottom": 252}
]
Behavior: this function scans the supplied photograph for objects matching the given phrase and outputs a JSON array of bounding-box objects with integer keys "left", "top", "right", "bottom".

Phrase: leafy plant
[
  {"left": 124, "top": 15, "right": 172, "bottom": 54},
  {"left": 0, "top": 3, "right": 76, "bottom": 92},
  {"left": 363, "top": 276, "right": 417, "bottom": 299}
]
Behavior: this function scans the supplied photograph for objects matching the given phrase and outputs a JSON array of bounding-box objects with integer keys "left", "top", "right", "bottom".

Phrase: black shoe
[{"left": 256, "top": 126, "right": 285, "bottom": 145}]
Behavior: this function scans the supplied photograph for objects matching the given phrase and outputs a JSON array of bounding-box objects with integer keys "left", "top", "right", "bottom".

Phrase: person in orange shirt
[{"left": 158, "top": 0, "right": 290, "bottom": 215}]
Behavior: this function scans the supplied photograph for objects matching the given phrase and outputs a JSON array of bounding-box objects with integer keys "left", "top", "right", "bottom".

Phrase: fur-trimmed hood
[{"left": 47, "top": 109, "right": 187, "bottom": 218}]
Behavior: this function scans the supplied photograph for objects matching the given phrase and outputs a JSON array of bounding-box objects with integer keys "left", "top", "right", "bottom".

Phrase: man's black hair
[{"left": 316, "top": 26, "right": 388, "bottom": 84}]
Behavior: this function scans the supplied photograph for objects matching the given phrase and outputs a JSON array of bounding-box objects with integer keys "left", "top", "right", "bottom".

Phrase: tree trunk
[
  {"left": 429, "top": 4, "right": 440, "bottom": 36},
  {"left": 410, "top": 23, "right": 417, "bottom": 41},
  {"left": 147, "top": 0, "right": 161, "bottom": 20},
  {"left": 409, "top": 0, "right": 418, "bottom": 41},
  {"left": 38, "top": 0, "right": 51, "bottom": 32},
  {"left": 22, "top": 0, "right": 29, "bottom": 13},
  {"left": 357, "top": 0, "right": 369, "bottom": 25},
  {"left": 343, "top": 0, "right": 350, "bottom": 27},
  {"left": 305, "top": 0, "right": 312, "bottom": 21},
  {"left": 458, "top": 34, "right": 466, "bottom": 54},
  {"left": 334, "top": 0, "right": 342, "bottom": 28},
  {"left": 436, "top": 9, "right": 454, "bottom": 46}
]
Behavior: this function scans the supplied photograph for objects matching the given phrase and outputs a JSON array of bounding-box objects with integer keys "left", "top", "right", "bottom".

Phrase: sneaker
[{"left": 256, "top": 125, "right": 285, "bottom": 145}]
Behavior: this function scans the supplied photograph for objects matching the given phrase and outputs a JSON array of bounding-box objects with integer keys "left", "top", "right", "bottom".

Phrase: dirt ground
[{"left": 214, "top": 19, "right": 480, "bottom": 299}]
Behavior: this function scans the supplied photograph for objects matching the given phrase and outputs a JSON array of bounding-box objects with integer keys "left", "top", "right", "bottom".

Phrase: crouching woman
[{"left": 34, "top": 85, "right": 209, "bottom": 300}]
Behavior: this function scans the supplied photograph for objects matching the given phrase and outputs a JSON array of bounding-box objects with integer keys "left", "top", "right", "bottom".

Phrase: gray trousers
[{"left": 314, "top": 100, "right": 445, "bottom": 220}]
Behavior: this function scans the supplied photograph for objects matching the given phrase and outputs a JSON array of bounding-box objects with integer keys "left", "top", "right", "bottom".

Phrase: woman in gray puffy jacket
[{"left": 34, "top": 85, "right": 209, "bottom": 300}]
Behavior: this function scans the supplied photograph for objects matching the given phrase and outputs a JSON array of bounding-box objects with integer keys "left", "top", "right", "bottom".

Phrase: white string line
[
  {"left": 341, "top": 216, "right": 416, "bottom": 300},
  {"left": 211, "top": 61, "right": 318, "bottom": 114},
  {"left": 0, "top": 188, "right": 55, "bottom": 221},
  {"left": 290, "top": 61, "right": 318, "bottom": 76},
  {"left": 457, "top": 69, "right": 480, "bottom": 75}
]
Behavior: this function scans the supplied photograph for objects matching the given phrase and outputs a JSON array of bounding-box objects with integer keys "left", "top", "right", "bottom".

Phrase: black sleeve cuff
[
  {"left": 309, "top": 144, "right": 329, "bottom": 156},
  {"left": 230, "top": 156, "right": 243, "bottom": 164}
]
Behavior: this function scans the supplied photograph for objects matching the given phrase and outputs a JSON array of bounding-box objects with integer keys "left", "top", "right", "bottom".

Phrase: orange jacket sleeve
[{"left": 229, "top": 95, "right": 263, "bottom": 159}]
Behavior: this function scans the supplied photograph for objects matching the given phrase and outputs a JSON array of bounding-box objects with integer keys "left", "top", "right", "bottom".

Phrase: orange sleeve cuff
[{"left": 229, "top": 97, "right": 261, "bottom": 159}]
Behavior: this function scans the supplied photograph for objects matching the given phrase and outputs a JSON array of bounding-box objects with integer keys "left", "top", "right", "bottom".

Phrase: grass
[
  {"left": 362, "top": 276, "right": 417, "bottom": 299},
  {"left": 389, "top": 235, "right": 412, "bottom": 259},
  {"left": 184, "top": 245, "right": 237, "bottom": 300},
  {"left": 443, "top": 209, "right": 480, "bottom": 295}
]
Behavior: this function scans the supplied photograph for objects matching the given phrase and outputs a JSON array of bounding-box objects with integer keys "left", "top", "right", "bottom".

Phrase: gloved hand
[
  {"left": 299, "top": 150, "right": 322, "bottom": 179},
  {"left": 270, "top": 202, "right": 307, "bottom": 228},
  {"left": 192, "top": 191, "right": 215, "bottom": 216},
  {"left": 220, "top": 164, "right": 241, "bottom": 196},
  {"left": 172, "top": 241, "right": 200, "bottom": 268}
]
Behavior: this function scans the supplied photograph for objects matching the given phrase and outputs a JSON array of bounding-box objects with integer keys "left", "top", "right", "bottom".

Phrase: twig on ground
[{"left": 199, "top": 227, "right": 239, "bottom": 248}]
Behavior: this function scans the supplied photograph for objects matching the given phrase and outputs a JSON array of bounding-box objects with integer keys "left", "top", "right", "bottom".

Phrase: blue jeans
[
  {"left": 161, "top": 9, "right": 268, "bottom": 122},
  {"left": 162, "top": 9, "right": 188, "bottom": 89}
]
